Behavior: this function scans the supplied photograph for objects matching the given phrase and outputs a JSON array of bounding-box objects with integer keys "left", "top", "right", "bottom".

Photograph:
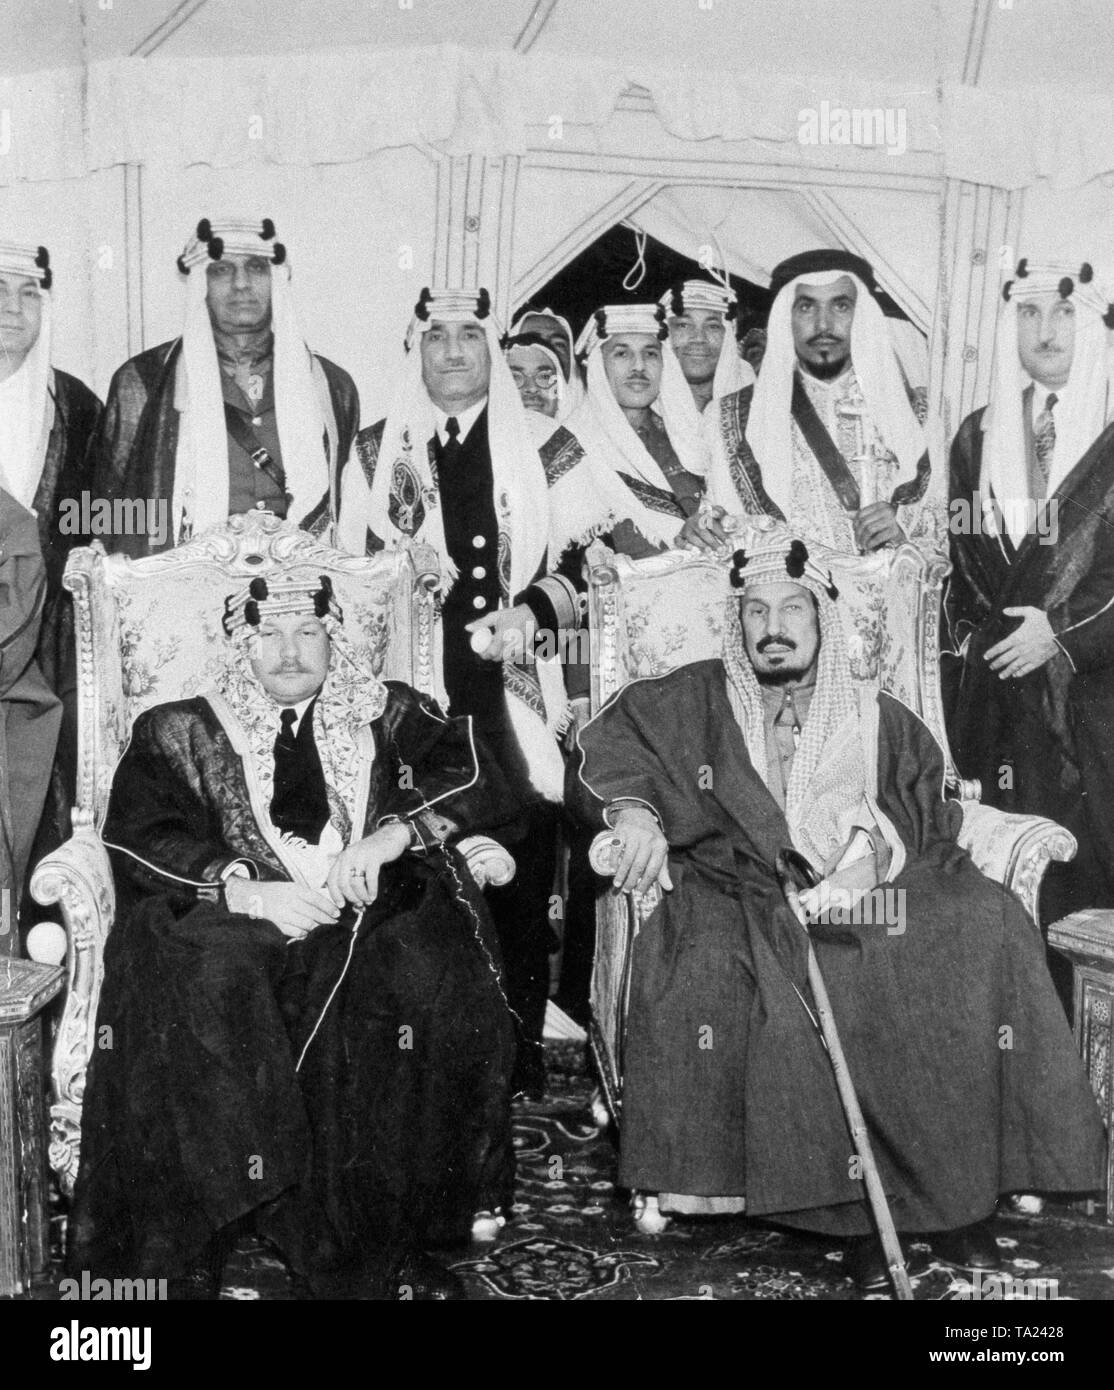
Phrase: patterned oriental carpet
[{"left": 26, "top": 1043, "right": 1114, "bottom": 1303}]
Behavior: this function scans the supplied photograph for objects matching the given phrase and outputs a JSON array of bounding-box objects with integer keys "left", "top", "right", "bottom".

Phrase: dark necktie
[
  {"left": 274, "top": 706, "right": 298, "bottom": 757},
  {"left": 270, "top": 704, "right": 331, "bottom": 843},
  {"left": 441, "top": 415, "right": 462, "bottom": 468},
  {"left": 1033, "top": 392, "right": 1057, "bottom": 496}
]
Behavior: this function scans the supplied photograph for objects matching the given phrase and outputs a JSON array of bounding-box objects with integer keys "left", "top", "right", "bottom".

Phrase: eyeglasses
[{"left": 509, "top": 367, "right": 558, "bottom": 390}]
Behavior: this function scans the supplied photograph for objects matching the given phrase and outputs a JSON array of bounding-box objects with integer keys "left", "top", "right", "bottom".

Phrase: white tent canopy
[{"left": 1, "top": 1, "right": 1111, "bottom": 435}]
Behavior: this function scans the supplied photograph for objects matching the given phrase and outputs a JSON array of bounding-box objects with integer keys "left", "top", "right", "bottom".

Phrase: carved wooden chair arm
[
  {"left": 958, "top": 801, "right": 1077, "bottom": 925},
  {"left": 589, "top": 829, "right": 662, "bottom": 919},
  {"left": 457, "top": 835, "right": 516, "bottom": 888},
  {"left": 29, "top": 827, "right": 116, "bottom": 1197}
]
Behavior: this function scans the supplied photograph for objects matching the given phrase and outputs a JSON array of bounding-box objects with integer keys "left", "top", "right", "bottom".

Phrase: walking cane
[{"left": 775, "top": 850, "right": 914, "bottom": 1302}]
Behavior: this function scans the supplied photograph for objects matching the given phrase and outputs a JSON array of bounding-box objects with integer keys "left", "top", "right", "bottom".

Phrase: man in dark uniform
[
  {"left": 339, "top": 288, "right": 577, "bottom": 1098},
  {"left": 90, "top": 217, "right": 359, "bottom": 557}
]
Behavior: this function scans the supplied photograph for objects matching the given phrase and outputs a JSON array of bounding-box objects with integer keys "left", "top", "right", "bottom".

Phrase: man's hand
[
  {"left": 798, "top": 855, "right": 879, "bottom": 920},
  {"left": 326, "top": 822, "right": 412, "bottom": 907},
  {"left": 676, "top": 505, "right": 732, "bottom": 554},
  {"left": 853, "top": 502, "right": 904, "bottom": 552},
  {"left": 464, "top": 603, "right": 537, "bottom": 663},
  {"left": 224, "top": 877, "right": 340, "bottom": 942},
  {"left": 985, "top": 607, "right": 1060, "bottom": 679},
  {"left": 610, "top": 807, "right": 673, "bottom": 896}
]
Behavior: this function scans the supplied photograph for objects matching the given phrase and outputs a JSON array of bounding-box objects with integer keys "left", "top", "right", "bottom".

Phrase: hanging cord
[
  {"left": 294, "top": 846, "right": 520, "bottom": 1076},
  {"left": 295, "top": 907, "right": 364, "bottom": 1073},
  {"left": 441, "top": 849, "right": 521, "bottom": 1026},
  {"left": 701, "top": 231, "right": 733, "bottom": 296},
  {"left": 620, "top": 223, "right": 648, "bottom": 293}
]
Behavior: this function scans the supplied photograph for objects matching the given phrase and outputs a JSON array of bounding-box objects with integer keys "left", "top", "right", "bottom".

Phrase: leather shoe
[
  {"left": 390, "top": 1250, "right": 467, "bottom": 1301},
  {"left": 844, "top": 1235, "right": 929, "bottom": 1293},
  {"left": 931, "top": 1220, "right": 1001, "bottom": 1270}
]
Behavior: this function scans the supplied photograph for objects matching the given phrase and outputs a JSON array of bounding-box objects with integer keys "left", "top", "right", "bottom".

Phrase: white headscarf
[
  {"left": 544, "top": 303, "right": 706, "bottom": 552},
  {"left": 505, "top": 338, "right": 565, "bottom": 445},
  {"left": 510, "top": 306, "right": 585, "bottom": 421},
  {"left": 744, "top": 270, "right": 927, "bottom": 521},
  {"left": 982, "top": 261, "right": 1114, "bottom": 545},
  {"left": 173, "top": 218, "right": 333, "bottom": 541},
  {"left": 658, "top": 278, "right": 755, "bottom": 437},
  {"left": 0, "top": 242, "right": 54, "bottom": 510},
  {"left": 575, "top": 302, "right": 710, "bottom": 483}
]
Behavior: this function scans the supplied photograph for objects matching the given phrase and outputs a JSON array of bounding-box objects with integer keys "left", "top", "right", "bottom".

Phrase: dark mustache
[{"left": 757, "top": 635, "right": 796, "bottom": 653}]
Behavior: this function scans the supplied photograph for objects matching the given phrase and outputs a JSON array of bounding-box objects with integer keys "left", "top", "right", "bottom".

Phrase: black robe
[
  {"left": 946, "top": 410, "right": 1114, "bottom": 921},
  {"left": 34, "top": 369, "right": 102, "bottom": 697},
  {"left": 572, "top": 660, "right": 1105, "bottom": 1235},
  {"left": 67, "top": 682, "right": 517, "bottom": 1283},
  {"left": 89, "top": 339, "right": 360, "bottom": 557}
]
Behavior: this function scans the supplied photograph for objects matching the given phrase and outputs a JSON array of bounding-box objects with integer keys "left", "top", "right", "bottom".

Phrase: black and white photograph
[{"left": 2, "top": 0, "right": 1113, "bottom": 1357}]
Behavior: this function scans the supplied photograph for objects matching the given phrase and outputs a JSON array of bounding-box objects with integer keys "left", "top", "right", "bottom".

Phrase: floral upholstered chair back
[
  {"left": 68, "top": 512, "right": 440, "bottom": 832},
  {"left": 586, "top": 529, "right": 954, "bottom": 781}
]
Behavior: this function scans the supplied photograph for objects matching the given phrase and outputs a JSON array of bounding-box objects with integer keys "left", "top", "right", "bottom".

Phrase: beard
[
  {"left": 754, "top": 661, "right": 813, "bottom": 686},
  {"left": 799, "top": 345, "right": 850, "bottom": 380},
  {"left": 749, "top": 634, "right": 817, "bottom": 686}
]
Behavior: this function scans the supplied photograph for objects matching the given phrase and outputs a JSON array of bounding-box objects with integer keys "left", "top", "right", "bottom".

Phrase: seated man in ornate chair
[
  {"left": 64, "top": 562, "right": 517, "bottom": 1300},
  {"left": 571, "top": 528, "right": 1105, "bottom": 1292}
]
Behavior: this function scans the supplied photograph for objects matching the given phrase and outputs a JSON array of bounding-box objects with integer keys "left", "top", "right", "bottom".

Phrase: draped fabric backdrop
[{"left": 1, "top": 41, "right": 1112, "bottom": 424}]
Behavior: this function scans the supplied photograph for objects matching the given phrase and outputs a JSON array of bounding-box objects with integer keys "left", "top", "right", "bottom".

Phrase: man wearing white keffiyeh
[
  {"left": 339, "top": 286, "right": 577, "bottom": 1097},
  {"left": 571, "top": 525, "right": 1105, "bottom": 1286},
  {"left": 946, "top": 258, "right": 1114, "bottom": 924},
  {"left": 702, "top": 250, "right": 943, "bottom": 557},
  {"left": 89, "top": 217, "right": 360, "bottom": 557},
  {"left": 542, "top": 302, "right": 711, "bottom": 563},
  {"left": 508, "top": 305, "right": 585, "bottom": 421}
]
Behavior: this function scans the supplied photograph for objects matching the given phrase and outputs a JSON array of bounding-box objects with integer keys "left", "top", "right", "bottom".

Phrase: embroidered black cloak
[{"left": 67, "top": 682, "right": 517, "bottom": 1285}]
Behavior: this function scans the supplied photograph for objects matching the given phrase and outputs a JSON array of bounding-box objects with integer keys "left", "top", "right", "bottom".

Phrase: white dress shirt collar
[
  {"left": 433, "top": 397, "right": 487, "bottom": 447},
  {"left": 1029, "top": 378, "right": 1067, "bottom": 420},
  {"left": 275, "top": 695, "right": 314, "bottom": 738}
]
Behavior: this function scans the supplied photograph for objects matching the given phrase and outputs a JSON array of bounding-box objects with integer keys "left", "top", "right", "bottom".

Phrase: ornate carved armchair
[
  {"left": 583, "top": 536, "right": 1076, "bottom": 1125},
  {"left": 30, "top": 512, "right": 514, "bottom": 1196}
]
